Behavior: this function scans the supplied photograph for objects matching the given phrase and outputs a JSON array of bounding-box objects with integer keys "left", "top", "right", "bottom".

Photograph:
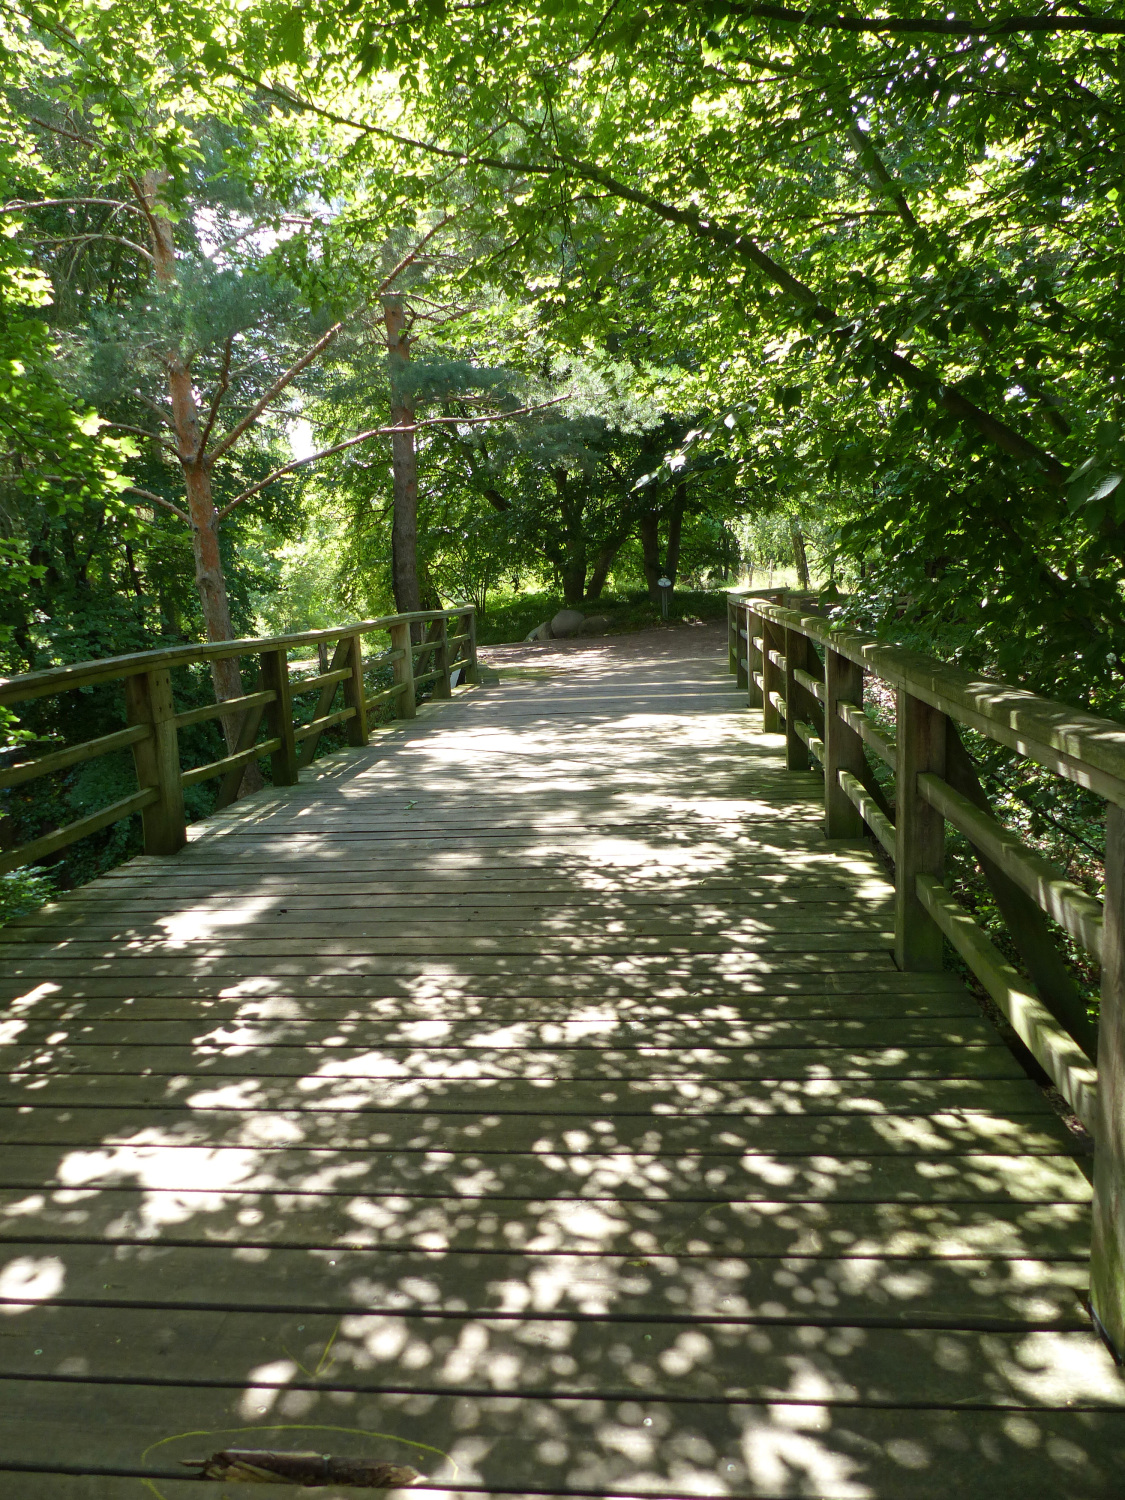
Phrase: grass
[{"left": 476, "top": 588, "right": 729, "bottom": 645}]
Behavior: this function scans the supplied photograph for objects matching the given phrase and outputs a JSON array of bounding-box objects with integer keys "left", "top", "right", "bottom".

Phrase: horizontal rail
[
  {"left": 413, "top": 640, "right": 441, "bottom": 659},
  {"left": 364, "top": 683, "right": 408, "bottom": 711},
  {"left": 837, "top": 700, "right": 897, "bottom": 768},
  {"left": 0, "top": 723, "right": 150, "bottom": 791},
  {"left": 918, "top": 772, "right": 1104, "bottom": 961},
  {"left": 293, "top": 706, "right": 356, "bottom": 742},
  {"left": 182, "top": 739, "right": 282, "bottom": 789},
  {"left": 414, "top": 668, "right": 444, "bottom": 688},
  {"left": 915, "top": 875, "right": 1097, "bottom": 1129},
  {"left": 447, "top": 632, "right": 470, "bottom": 646},
  {"left": 793, "top": 668, "right": 825, "bottom": 703},
  {"left": 290, "top": 667, "right": 351, "bottom": 697},
  {"left": 173, "top": 689, "right": 276, "bottom": 730},
  {"left": 838, "top": 769, "right": 896, "bottom": 857},
  {"left": 0, "top": 608, "right": 474, "bottom": 707},
  {"left": 0, "top": 788, "right": 158, "bottom": 877},
  {"left": 793, "top": 719, "right": 825, "bottom": 762}
]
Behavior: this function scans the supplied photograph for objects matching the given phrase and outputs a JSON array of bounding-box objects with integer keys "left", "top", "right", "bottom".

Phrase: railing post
[
  {"left": 260, "top": 647, "right": 298, "bottom": 786},
  {"left": 435, "top": 615, "right": 452, "bottom": 698},
  {"left": 125, "top": 667, "right": 186, "bottom": 855},
  {"left": 727, "top": 597, "right": 739, "bottom": 677},
  {"left": 745, "top": 605, "right": 763, "bottom": 709},
  {"left": 783, "top": 626, "right": 811, "bottom": 772},
  {"left": 1091, "top": 802, "right": 1125, "bottom": 1360},
  {"left": 761, "top": 617, "right": 783, "bottom": 735},
  {"left": 464, "top": 609, "right": 480, "bottom": 685},
  {"left": 734, "top": 603, "right": 749, "bottom": 692},
  {"left": 824, "top": 647, "right": 866, "bottom": 839},
  {"left": 389, "top": 621, "right": 416, "bottom": 719},
  {"left": 894, "top": 690, "right": 947, "bottom": 971},
  {"left": 343, "top": 632, "right": 369, "bottom": 746}
]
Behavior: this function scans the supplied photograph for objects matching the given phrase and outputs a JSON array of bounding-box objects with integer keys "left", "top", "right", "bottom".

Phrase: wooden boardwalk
[{"left": 0, "top": 623, "right": 1122, "bottom": 1498}]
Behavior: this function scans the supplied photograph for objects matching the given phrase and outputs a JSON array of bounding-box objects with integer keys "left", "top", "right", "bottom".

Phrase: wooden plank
[
  {"left": 0, "top": 1105, "right": 1074, "bottom": 1154},
  {"left": 0, "top": 1074, "right": 1059, "bottom": 1116},
  {"left": 0, "top": 1187, "right": 1092, "bottom": 1256},
  {"left": 2, "top": 1041, "right": 1025, "bottom": 1080},
  {"left": 0, "top": 1015, "right": 1002, "bottom": 1050},
  {"left": 0, "top": 1241, "right": 1092, "bottom": 1326},
  {"left": 1, "top": 1385, "right": 1124, "bottom": 1499},
  {"left": 0, "top": 1143, "right": 1089, "bottom": 1203},
  {"left": 0, "top": 1303, "right": 1118, "bottom": 1407}
]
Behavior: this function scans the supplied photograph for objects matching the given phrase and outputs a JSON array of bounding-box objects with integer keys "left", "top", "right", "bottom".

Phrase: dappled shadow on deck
[{"left": 0, "top": 626, "right": 1121, "bottom": 1496}]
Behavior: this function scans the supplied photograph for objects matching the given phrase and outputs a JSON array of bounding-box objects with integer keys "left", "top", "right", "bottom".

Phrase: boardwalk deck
[{"left": 0, "top": 623, "right": 1122, "bottom": 1499}]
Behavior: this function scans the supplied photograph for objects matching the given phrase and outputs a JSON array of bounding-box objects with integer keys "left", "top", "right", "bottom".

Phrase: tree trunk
[
  {"left": 558, "top": 470, "right": 588, "bottom": 606},
  {"left": 666, "top": 485, "right": 686, "bottom": 587},
  {"left": 144, "top": 172, "right": 259, "bottom": 788},
  {"left": 639, "top": 485, "right": 686, "bottom": 600},
  {"left": 585, "top": 531, "right": 628, "bottom": 601},
  {"left": 383, "top": 297, "right": 421, "bottom": 616},
  {"left": 790, "top": 518, "right": 811, "bottom": 590},
  {"left": 639, "top": 511, "right": 662, "bottom": 601}
]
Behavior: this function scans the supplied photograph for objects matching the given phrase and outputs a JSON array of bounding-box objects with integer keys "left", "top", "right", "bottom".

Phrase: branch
[
  {"left": 196, "top": 336, "right": 233, "bottom": 459},
  {"left": 553, "top": 153, "right": 1066, "bottom": 482},
  {"left": 721, "top": 3, "right": 1125, "bottom": 36},
  {"left": 26, "top": 115, "right": 100, "bottom": 150},
  {"left": 122, "top": 486, "right": 190, "bottom": 523},
  {"left": 1, "top": 197, "right": 144, "bottom": 216},
  {"left": 103, "top": 423, "right": 180, "bottom": 456},
  {"left": 25, "top": 232, "right": 155, "bottom": 262},
  {"left": 215, "top": 397, "right": 564, "bottom": 522},
  {"left": 205, "top": 216, "right": 454, "bottom": 466}
]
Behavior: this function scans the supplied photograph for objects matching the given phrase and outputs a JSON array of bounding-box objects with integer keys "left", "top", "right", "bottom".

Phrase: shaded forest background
[{"left": 1, "top": 0, "right": 1121, "bottom": 972}]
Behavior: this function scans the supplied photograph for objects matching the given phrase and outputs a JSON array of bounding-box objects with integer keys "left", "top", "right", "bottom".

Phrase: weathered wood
[
  {"left": 389, "top": 620, "right": 416, "bottom": 718},
  {"left": 1092, "top": 801, "right": 1125, "bottom": 1360},
  {"left": 760, "top": 618, "right": 783, "bottom": 734},
  {"left": 259, "top": 646, "right": 299, "bottom": 786},
  {"left": 0, "top": 608, "right": 473, "bottom": 707},
  {"left": 837, "top": 698, "right": 897, "bottom": 767},
  {"left": 0, "top": 787, "right": 158, "bottom": 877},
  {"left": 752, "top": 596, "right": 1125, "bottom": 807},
  {"left": 783, "top": 627, "right": 812, "bottom": 771},
  {"left": 916, "top": 874, "right": 1098, "bottom": 1131},
  {"left": 3, "top": 1388, "right": 1124, "bottom": 1499},
  {"left": 181, "top": 736, "right": 282, "bottom": 789},
  {"left": 3, "top": 625, "right": 1121, "bottom": 1492},
  {"left": 895, "top": 689, "right": 948, "bottom": 971},
  {"left": 0, "top": 1241, "right": 1087, "bottom": 1323},
  {"left": 0, "top": 722, "right": 150, "bottom": 792},
  {"left": 172, "top": 687, "right": 276, "bottom": 730},
  {"left": 124, "top": 667, "right": 186, "bottom": 856},
  {"left": 297, "top": 636, "right": 351, "bottom": 768},
  {"left": 824, "top": 648, "right": 866, "bottom": 838},
  {"left": 943, "top": 724, "right": 1098, "bottom": 1056},
  {"left": 464, "top": 607, "right": 480, "bottom": 684},
  {"left": 744, "top": 606, "right": 763, "bottom": 708},
  {"left": 919, "top": 770, "right": 1104, "bottom": 961}
]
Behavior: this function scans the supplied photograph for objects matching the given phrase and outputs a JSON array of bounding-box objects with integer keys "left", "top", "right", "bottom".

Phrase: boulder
[
  {"left": 550, "top": 608, "right": 585, "bottom": 639},
  {"left": 576, "top": 615, "right": 611, "bottom": 636},
  {"left": 524, "top": 620, "right": 554, "bottom": 642}
]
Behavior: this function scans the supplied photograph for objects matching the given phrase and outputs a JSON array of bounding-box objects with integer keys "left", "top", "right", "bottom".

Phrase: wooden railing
[
  {"left": 727, "top": 588, "right": 1125, "bottom": 1361},
  {"left": 0, "top": 606, "right": 477, "bottom": 874}
]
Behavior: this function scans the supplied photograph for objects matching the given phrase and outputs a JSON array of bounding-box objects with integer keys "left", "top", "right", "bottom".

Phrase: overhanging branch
[{"left": 214, "top": 398, "right": 565, "bottom": 522}]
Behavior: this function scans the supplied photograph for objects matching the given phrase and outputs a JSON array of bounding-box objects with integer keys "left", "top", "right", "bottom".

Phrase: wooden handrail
[
  {"left": 0, "top": 608, "right": 472, "bottom": 707},
  {"left": 0, "top": 605, "right": 478, "bottom": 878},
  {"left": 727, "top": 586, "right": 1125, "bottom": 1361}
]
